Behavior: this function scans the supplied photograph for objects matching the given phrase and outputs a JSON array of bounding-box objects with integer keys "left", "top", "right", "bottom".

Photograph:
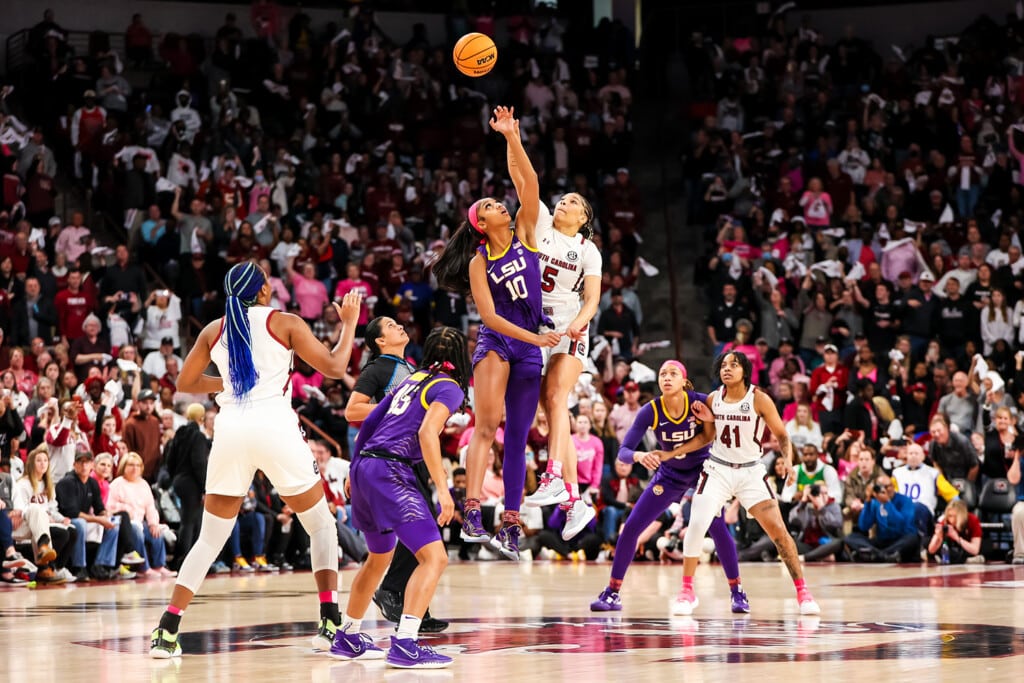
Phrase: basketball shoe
[
  {"left": 797, "top": 588, "right": 820, "bottom": 615},
  {"left": 328, "top": 625, "right": 386, "bottom": 660},
  {"left": 149, "top": 628, "right": 182, "bottom": 659},
  {"left": 562, "top": 499, "right": 596, "bottom": 540},
  {"left": 590, "top": 587, "right": 623, "bottom": 611},
  {"left": 460, "top": 508, "right": 490, "bottom": 543},
  {"left": 492, "top": 523, "right": 522, "bottom": 561},
  {"left": 524, "top": 473, "right": 570, "bottom": 507},
  {"left": 386, "top": 636, "right": 453, "bottom": 669},
  {"left": 671, "top": 587, "right": 699, "bottom": 616},
  {"left": 312, "top": 618, "right": 338, "bottom": 651},
  {"left": 730, "top": 587, "right": 751, "bottom": 614}
]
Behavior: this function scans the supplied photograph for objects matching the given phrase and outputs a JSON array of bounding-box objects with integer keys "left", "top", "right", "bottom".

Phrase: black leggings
[{"left": 173, "top": 474, "right": 204, "bottom": 560}]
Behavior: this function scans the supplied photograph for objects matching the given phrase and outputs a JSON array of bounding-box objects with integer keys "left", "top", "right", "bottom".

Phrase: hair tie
[{"left": 442, "top": 361, "right": 455, "bottom": 371}]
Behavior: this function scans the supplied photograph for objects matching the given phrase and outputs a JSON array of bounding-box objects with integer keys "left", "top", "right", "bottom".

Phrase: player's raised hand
[
  {"left": 335, "top": 290, "right": 363, "bottom": 325},
  {"left": 489, "top": 105, "right": 517, "bottom": 136}
]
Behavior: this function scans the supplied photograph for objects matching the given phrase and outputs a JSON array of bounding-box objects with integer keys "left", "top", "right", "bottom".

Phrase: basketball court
[{"left": 2, "top": 561, "right": 1022, "bottom": 681}]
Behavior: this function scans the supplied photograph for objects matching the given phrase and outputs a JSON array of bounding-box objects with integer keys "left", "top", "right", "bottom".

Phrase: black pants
[
  {"left": 113, "top": 511, "right": 136, "bottom": 561},
  {"left": 844, "top": 530, "right": 920, "bottom": 561},
  {"left": 380, "top": 461, "right": 441, "bottom": 594},
  {"left": 173, "top": 474, "right": 203, "bottom": 561}
]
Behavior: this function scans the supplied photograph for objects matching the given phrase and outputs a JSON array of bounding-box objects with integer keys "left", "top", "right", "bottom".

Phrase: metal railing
[{"left": 298, "top": 414, "right": 346, "bottom": 461}]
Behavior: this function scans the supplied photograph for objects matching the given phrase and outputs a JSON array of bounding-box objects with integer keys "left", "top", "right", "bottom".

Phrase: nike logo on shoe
[{"left": 396, "top": 643, "right": 420, "bottom": 660}]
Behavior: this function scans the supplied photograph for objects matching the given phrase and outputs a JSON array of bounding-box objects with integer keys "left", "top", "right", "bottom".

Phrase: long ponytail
[
  {"left": 223, "top": 262, "right": 266, "bottom": 398},
  {"left": 433, "top": 221, "right": 484, "bottom": 295}
]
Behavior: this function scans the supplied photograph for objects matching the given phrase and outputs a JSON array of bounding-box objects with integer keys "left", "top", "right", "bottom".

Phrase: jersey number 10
[
  {"left": 719, "top": 424, "right": 742, "bottom": 449},
  {"left": 505, "top": 275, "right": 529, "bottom": 301}
]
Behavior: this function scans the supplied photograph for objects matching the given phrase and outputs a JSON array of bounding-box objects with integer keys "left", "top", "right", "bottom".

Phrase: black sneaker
[
  {"left": 372, "top": 588, "right": 403, "bottom": 623},
  {"left": 420, "top": 611, "right": 450, "bottom": 634},
  {"left": 90, "top": 566, "right": 116, "bottom": 581},
  {"left": 73, "top": 568, "right": 92, "bottom": 583}
]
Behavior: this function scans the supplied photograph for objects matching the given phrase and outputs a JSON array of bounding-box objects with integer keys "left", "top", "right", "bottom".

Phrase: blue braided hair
[{"left": 223, "top": 262, "right": 266, "bottom": 398}]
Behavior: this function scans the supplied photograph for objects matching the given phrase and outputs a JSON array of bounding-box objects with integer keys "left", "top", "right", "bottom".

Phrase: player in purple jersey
[
  {"left": 328, "top": 327, "right": 470, "bottom": 669},
  {"left": 434, "top": 112, "right": 561, "bottom": 561},
  {"left": 589, "top": 361, "right": 749, "bottom": 614}
]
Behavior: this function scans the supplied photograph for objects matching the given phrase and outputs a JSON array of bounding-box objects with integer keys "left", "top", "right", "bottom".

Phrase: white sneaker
[
  {"left": 671, "top": 590, "right": 698, "bottom": 616},
  {"left": 56, "top": 567, "right": 77, "bottom": 583},
  {"left": 524, "top": 474, "right": 570, "bottom": 507},
  {"left": 562, "top": 500, "right": 596, "bottom": 540},
  {"left": 519, "top": 548, "right": 534, "bottom": 563},
  {"left": 121, "top": 551, "right": 145, "bottom": 566},
  {"left": 798, "top": 594, "right": 821, "bottom": 615}
]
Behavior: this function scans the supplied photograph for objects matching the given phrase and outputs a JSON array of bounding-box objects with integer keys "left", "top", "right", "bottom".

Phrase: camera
[
  {"left": 808, "top": 484, "right": 822, "bottom": 497},
  {"left": 872, "top": 483, "right": 884, "bottom": 494}
]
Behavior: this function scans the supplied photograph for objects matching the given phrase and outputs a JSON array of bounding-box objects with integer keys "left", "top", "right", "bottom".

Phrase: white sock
[
  {"left": 342, "top": 614, "right": 362, "bottom": 632},
  {"left": 396, "top": 614, "right": 421, "bottom": 640}
]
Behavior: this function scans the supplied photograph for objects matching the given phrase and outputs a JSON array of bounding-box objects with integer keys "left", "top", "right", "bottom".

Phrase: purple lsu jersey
[
  {"left": 477, "top": 235, "right": 546, "bottom": 332},
  {"left": 359, "top": 371, "right": 465, "bottom": 464},
  {"left": 617, "top": 391, "right": 711, "bottom": 473}
]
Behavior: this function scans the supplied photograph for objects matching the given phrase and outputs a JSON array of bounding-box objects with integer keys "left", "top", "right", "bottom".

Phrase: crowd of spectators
[
  {"left": 689, "top": 9, "right": 1024, "bottom": 565},
  {"left": 0, "top": 1, "right": 662, "bottom": 581}
]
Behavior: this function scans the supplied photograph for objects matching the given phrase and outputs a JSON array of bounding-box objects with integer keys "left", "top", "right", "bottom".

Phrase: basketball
[{"left": 453, "top": 32, "right": 497, "bottom": 77}]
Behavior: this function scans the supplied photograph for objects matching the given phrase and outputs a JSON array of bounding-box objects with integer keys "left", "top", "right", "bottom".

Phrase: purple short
[
  {"left": 349, "top": 455, "right": 441, "bottom": 554},
  {"left": 472, "top": 327, "right": 543, "bottom": 368}
]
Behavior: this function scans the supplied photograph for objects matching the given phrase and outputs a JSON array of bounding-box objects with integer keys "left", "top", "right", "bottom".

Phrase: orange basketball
[{"left": 453, "top": 32, "right": 497, "bottom": 77}]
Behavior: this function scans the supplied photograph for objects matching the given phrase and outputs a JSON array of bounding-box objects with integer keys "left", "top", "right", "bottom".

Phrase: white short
[
  {"left": 693, "top": 459, "right": 776, "bottom": 513},
  {"left": 206, "top": 400, "right": 321, "bottom": 498},
  {"left": 541, "top": 310, "right": 589, "bottom": 372}
]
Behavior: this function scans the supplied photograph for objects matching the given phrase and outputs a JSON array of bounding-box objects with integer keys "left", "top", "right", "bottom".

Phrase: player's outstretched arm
[
  {"left": 177, "top": 320, "right": 225, "bottom": 395},
  {"left": 281, "top": 291, "right": 363, "bottom": 379},
  {"left": 490, "top": 106, "right": 539, "bottom": 249}
]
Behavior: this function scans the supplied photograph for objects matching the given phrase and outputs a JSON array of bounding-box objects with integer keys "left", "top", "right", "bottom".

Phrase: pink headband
[
  {"left": 661, "top": 360, "right": 687, "bottom": 378},
  {"left": 467, "top": 200, "right": 484, "bottom": 233}
]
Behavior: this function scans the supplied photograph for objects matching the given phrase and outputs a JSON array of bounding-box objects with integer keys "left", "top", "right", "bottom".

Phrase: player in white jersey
[
  {"left": 149, "top": 261, "right": 363, "bottom": 658},
  {"left": 669, "top": 351, "right": 820, "bottom": 617},
  {"left": 492, "top": 107, "right": 603, "bottom": 539}
]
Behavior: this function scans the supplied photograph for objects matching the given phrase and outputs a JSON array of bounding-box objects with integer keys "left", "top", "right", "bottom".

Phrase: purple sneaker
[
  {"left": 460, "top": 508, "right": 490, "bottom": 543},
  {"left": 730, "top": 587, "right": 751, "bottom": 614},
  {"left": 385, "top": 636, "right": 453, "bottom": 669},
  {"left": 328, "top": 625, "right": 386, "bottom": 660},
  {"left": 590, "top": 587, "right": 622, "bottom": 612},
  {"left": 491, "top": 523, "right": 522, "bottom": 561}
]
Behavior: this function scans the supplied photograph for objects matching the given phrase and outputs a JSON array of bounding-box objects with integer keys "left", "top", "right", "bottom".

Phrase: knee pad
[
  {"left": 297, "top": 497, "right": 338, "bottom": 574},
  {"left": 176, "top": 511, "right": 236, "bottom": 594}
]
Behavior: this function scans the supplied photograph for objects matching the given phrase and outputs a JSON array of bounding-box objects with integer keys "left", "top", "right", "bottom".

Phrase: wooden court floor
[{"left": 2, "top": 561, "right": 1023, "bottom": 682}]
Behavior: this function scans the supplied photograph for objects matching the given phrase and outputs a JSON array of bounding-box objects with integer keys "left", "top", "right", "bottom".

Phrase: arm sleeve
[
  {"left": 936, "top": 472, "right": 960, "bottom": 502},
  {"left": 857, "top": 500, "right": 874, "bottom": 533},
  {"left": 144, "top": 488, "right": 160, "bottom": 527},
  {"left": 46, "top": 418, "right": 73, "bottom": 447},
  {"left": 825, "top": 466, "right": 843, "bottom": 502},
  {"left": 616, "top": 403, "right": 655, "bottom": 464}
]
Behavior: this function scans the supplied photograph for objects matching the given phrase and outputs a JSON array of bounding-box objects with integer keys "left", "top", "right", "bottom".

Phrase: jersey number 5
[
  {"left": 540, "top": 266, "right": 559, "bottom": 293},
  {"left": 719, "top": 424, "right": 742, "bottom": 449}
]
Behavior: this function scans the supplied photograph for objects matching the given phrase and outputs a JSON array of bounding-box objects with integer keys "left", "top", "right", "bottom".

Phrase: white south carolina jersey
[
  {"left": 210, "top": 306, "right": 293, "bottom": 408},
  {"left": 535, "top": 203, "right": 602, "bottom": 318},
  {"left": 710, "top": 385, "right": 764, "bottom": 464}
]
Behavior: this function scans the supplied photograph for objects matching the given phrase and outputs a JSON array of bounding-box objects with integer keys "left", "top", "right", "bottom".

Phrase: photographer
[
  {"left": 927, "top": 499, "right": 982, "bottom": 564},
  {"left": 788, "top": 484, "right": 844, "bottom": 561},
  {"left": 843, "top": 474, "right": 920, "bottom": 562}
]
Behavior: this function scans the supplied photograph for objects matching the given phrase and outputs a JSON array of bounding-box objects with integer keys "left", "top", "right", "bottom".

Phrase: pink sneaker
[{"left": 671, "top": 586, "right": 699, "bottom": 616}]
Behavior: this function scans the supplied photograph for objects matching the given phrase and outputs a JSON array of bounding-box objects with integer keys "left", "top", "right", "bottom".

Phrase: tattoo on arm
[{"left": 777, "top": 433, "right": 794, "bottom": 465}]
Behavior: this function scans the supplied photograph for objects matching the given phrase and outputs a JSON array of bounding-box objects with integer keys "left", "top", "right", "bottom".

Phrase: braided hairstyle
[
  {"left": 572, "top": 193, "right": 596, "bottom": 240},
  {"left": 415, "top": 326, "right": 472, "bottom": 403},
  {"left": 223, "top": 262, "right": 267, "bottom": 398}
]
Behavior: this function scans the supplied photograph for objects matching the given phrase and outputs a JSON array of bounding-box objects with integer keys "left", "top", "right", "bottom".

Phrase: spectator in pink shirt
[
  {"left": 571, "top": 415, "right": 604, "bottom": 494},
  {"left": 799, "top": 177, "right": 833, "bottom": 227},
  {"left": 284, "top": 256, "right": 328, "bottom": 323},
  {"left": 333, "top": 261, "right": 374, "bottom": 330},
  {"left": 54, "top": 211, "right": 94, "bottom": 264}
]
